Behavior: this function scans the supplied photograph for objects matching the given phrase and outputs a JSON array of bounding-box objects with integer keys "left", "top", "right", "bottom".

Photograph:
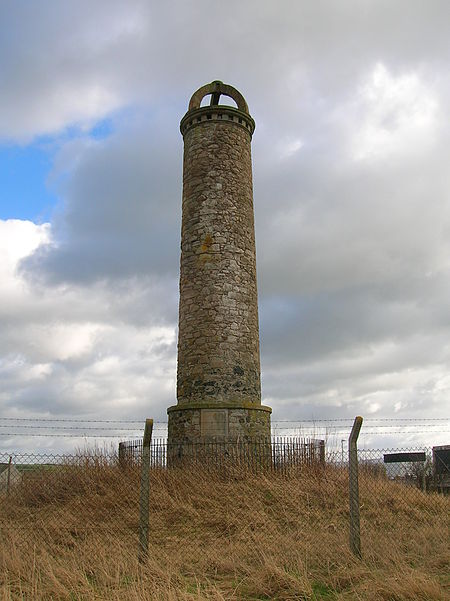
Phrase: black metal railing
[{"left": 118, "top": 436, "right": 325, "bottom": 471}]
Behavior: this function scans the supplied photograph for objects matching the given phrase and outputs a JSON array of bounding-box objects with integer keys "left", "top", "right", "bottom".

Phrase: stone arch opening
[
  {"left": 189, "top": 81, "right": 249, "bottom": 114},
  {"left": 200, "top": 93, "right": 239, "bottom": 109}
]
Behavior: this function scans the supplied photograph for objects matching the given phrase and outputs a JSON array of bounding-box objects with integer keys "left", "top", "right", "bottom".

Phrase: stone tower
[{"left": 167, "top": 81, "right": 271, "bottom": 443}]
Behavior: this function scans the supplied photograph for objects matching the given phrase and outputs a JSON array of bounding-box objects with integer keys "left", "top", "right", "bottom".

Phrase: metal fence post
[
  {"left": 319, "top": 440, "right": 325, "bottom": 466},
  {"left": 6, "top": 456, "right": 12, "bottom": 496},
  {"left": 138, "top": 419, "right": 153, "bottom": 563},
  {"left": 348, "top": 416, "right": 363, "bottom": 558},
  {"left": 118, "top": 442, "right": 125, "bottom": 468}
]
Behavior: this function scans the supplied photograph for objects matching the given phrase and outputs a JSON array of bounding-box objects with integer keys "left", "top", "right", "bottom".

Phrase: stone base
[{"left": 167, "top": 403, "right": 271, "bottom": 444}]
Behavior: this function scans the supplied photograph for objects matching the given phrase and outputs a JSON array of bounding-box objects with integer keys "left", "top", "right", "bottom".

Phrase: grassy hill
[{"left": 0, "top": 460, "right": 448, "bottom": 600}]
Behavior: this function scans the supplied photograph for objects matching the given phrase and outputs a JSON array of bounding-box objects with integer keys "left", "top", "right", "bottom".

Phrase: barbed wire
[
  {"left": 0, "top": 417, "right": 166, "bottom": 424},
  {"left": 0, "top": 425, "right": 146, "bottom": 431},
  {"left": 0, "top": 422, "right": 446, "bottom": 432},
  {"left": 272, "top": 418, "right": 449, "bottom": 423},
  {"left": 0, "top": 417, "right": 447, "bottom": 424},
  {"left": 0, "top": 414, "right": 447, "bottom": 441},
  {"left": 272, "top": 429, "right": 450, "bottom": 434},
  {"left": 0, "top": 429, "right": 449, "bottom": 438},
  {"left": 1, "top": 423, "right": 445, "bottom": 431},
  {"left": 272, "top": 422, "right": 447, "bottom": 432},
  {"left": 0, "top": 433, "right": 139, "bottom": 438}
]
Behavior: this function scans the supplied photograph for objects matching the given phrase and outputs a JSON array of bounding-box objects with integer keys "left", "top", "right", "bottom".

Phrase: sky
[{"left": 1, "top": 0, "right": 449, "bottom": 452}]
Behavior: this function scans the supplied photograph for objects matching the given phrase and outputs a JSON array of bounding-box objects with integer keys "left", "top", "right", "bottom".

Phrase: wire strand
[
  {"left": 0, "top": 417, "right": 447, "bottom": 424},
  {"left": 0, "top": 429, "right": 449, "bottom": 438}
]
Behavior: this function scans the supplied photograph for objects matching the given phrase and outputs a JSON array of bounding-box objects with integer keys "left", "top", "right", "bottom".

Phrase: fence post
[
  {"left": 348, "top": 416, "right": 363, "bottom": 558},
  {"left": 118, "top": 442, "right": 125, "bottom": 469},
  {"left": 6, "top": 456, "right": 12, "bottom": 496},
  {"left": 319, "top": 440, "right": 325, "bottom": 466},
  {"left": 138, "top": 418, "right": 153, "bottom": 563}
]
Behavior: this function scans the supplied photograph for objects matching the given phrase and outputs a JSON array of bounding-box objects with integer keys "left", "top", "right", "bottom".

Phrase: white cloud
[
  {"left": 278, "top": 138, "right": 304, "bottom": 160},
  {"left": 0, "top": 219, "right": 177, "bottom": 452},
  {"left": 1, "top": 1, "right": 450, "bottom": 450},
  {"left": 0, "top": 220, "right": 50, "bottom": 311},
  {"left": 0, "top": 219, "right": 49, "bottom": 266},
  {"left": 351, "top": 63, "right": 439, "bottom": 161}
]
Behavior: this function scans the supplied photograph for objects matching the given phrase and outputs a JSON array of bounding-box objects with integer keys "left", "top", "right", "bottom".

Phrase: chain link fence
[{"left": 0, "top": 439, "right": 448, "bottom": 599}]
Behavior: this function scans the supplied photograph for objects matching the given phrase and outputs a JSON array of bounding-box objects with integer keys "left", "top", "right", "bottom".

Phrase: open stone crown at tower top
[
  {"left": 188, "top": 81, "right": 250, "bottom": 113},
  {"left": 180, "top": 80, "right": 255, "bottom": 137}
]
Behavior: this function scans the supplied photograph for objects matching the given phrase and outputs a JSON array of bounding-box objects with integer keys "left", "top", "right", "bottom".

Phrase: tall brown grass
[{"left": 0, "top": 459, "right": 448, "bottom": 600}]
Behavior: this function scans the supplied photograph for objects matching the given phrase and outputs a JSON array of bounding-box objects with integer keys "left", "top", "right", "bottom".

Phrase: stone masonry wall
[
  {"left": 176, "top": 118, "right": 261, "bottom": 407},
  {"left": 168, "top": 406, "right": 271, "bottom": 443}
]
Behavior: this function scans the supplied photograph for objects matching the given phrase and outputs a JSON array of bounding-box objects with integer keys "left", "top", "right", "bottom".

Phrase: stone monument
[{"left": 167, "top": 81, "right": 271, "bottom": 444}]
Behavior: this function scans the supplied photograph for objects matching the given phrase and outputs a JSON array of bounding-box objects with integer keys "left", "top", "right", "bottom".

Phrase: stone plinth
[{"left": 168, "top": 403, "right": 272, "bottom": 443}]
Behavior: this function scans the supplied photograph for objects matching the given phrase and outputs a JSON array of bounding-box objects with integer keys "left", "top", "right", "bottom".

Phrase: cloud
[
  {"left": 350, "top": 63, "right": 439, "bottom": 161},
  {"left": 1, "top": 1, "right": 450, "bottom": 450},
  {"left": 21, "top": 113, "right": 181, "bottom": 285},
  {"left": 0, "top": 220, "right": 177, "bottom": 454},
  {"left": 0, "top": 1, "right": 143, "bottom": 141},
  {"left": 1, "top": 1, "right": 449, "bottom": 142}
]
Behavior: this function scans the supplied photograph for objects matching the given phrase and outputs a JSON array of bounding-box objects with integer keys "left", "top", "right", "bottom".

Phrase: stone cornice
[
  {"left": 180, "top": 106, "right": 255, "bottom": 138},
  {"left": 167, "top": 403, "right": 272, "bottom": 414}
]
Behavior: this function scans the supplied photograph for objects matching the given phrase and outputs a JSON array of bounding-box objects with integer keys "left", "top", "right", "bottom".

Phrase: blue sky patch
[
  {"left": 0, "top": 118, "right": 115, "bottom": 223},
  {"left": 0, "top": 142, "right": 58, "bottom": 222}
]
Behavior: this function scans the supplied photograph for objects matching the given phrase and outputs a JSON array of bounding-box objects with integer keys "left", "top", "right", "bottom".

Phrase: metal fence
[
  {"left": 119, "top": 436, "right": 326, "bottom": 471},
  {"left": 0, "top": 441, "right": 448, "bottom": 600}
]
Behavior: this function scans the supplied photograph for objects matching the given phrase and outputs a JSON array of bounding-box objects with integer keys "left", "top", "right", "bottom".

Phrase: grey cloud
[
  {"left": 1, "top": 0, "right": 450, "bottom": 451},
  {"left": 0, "top": 314, "right": 177, "bottom": 424},
  {"left": 1, "top": 1, "right": 449, "bottom": 141},
  {"left": 21, "top": 116, "right": 181, "bottom": 286}
]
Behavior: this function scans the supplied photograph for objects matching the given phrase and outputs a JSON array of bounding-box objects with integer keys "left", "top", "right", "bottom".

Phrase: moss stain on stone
[{"left": 201, "top": 233, "right": 213, "bottom": 252}]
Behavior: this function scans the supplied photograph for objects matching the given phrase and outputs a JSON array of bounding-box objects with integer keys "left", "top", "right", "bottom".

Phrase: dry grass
[{"left": 0, "top": 460, "right": 448, "bottom": 600}]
